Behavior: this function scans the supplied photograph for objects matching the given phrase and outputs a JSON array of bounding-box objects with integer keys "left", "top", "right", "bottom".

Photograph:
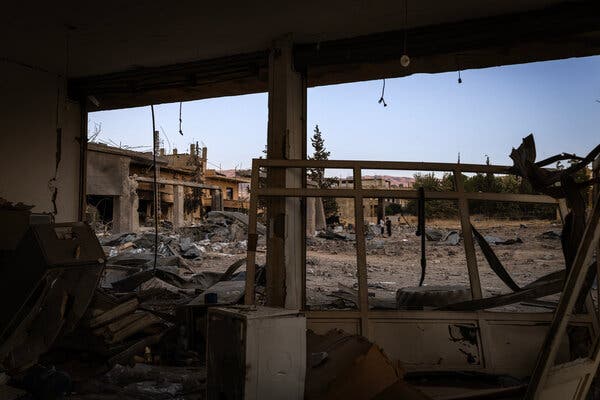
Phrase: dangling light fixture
[{"left": 401, "top": 0, "right": 410, "bottom": 68}]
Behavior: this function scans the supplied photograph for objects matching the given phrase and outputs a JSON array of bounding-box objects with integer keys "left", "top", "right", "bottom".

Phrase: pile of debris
[{"left": 0, "top": 208, "right": 267, "bottom": 399}]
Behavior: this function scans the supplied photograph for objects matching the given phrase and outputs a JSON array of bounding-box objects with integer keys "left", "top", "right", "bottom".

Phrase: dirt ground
[
  {"left": 191, "top": 216, "right": 568, "bottom": 312},
  {"left": 304, "top": 217, "right": 566, "bottom": 311}
]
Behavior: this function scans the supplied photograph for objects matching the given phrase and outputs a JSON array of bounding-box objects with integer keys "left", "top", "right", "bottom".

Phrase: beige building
[
  {"left": 86, "top": 143, "right": 249, "bottom": 232},
  {"left": 336, "top": 176, "right": 413, "bottom": 225}
]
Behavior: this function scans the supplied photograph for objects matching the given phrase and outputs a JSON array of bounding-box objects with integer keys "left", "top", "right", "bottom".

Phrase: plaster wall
[{"left": 0, "top": 62, "right": 81, "bottom": 222}]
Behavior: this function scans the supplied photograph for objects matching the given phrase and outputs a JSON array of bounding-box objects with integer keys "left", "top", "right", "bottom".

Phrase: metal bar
[
  {"left": 353, "top": 167, "right": 369, "bottom": 338},
  {"left": 454, "top": 170, "right": 483, "bottom": 300},
  {"left": 254, "top": 187, "right": 557, "bottom": 204},
  {"left": 244, "top": 159, "right": 260, "bottom": 305},
  {"left": 526, "top": 195, "right": 600, "bottom": 399}
]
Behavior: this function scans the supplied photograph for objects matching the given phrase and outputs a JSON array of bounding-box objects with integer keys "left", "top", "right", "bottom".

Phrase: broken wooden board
[{"left": 89, "top": 298, "right": 139, "bottom": 328}]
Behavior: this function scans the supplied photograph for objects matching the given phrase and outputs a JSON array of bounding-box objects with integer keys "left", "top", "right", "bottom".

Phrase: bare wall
[{"left": 0, "top": 62, "right": 82, "bottom": 222}]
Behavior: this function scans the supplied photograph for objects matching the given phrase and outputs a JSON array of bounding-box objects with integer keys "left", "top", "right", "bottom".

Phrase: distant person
[
  {"left": 379, "top": 218, "right": 385, "bottom": 236},
  {"left": 386, "top": 217, "right": 392, "bottom": 237}
]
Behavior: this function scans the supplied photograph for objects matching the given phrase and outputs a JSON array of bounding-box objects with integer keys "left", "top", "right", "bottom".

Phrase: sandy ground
[
  {"left": 188, "top": 216, "right": 568, "bottom": 312},
  {"left": 304, "top": 217, "right": 566, "bottom": 311}
]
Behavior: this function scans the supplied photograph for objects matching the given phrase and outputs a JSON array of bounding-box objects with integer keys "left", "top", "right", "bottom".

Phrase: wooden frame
[
  {"left": 244, "top": 157, "right": 600, "bottom": 394},
  {"left": 245, "top": 158, "right": 558, "bottom": 308}
]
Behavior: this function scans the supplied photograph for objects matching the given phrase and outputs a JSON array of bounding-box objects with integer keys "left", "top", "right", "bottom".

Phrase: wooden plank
[
  {"left": 256, "top": 158, "right": 512, "bottom": 174},
  {"left": 454, "top": 170, "right": 483, "bottom": 300},
  {"left": 244, "top": 159, "right": 260, "bottom": 305},
  {"left": 353, "top": 167, "right": 370, "bottom": 338},
  {"left": 94, "top": 311, "right": 145, "bottom": 337},
  {"left": 254, "top": 187, "right": 556, "bottom": 203},
  {"left": 526, "top": 196, "right": 600, "bottom": 399},
  {"left": 107, "top": 332, "right": 164, "bottom": 366},
  {"left": 107, "top": 313, "right": 162, "bottom": 344},
  {"left": 88, "top": 298, "right": 139, "bottom": 328}
]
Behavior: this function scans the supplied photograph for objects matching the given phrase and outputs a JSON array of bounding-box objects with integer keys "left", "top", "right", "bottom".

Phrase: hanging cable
[
  {"left": 400, "top": 0, "right": 410, "bottom": 67},
  {"left": 416, "top": 187, "right": 426, "bottom": 286},
  {"left": 151, "top": 105, "right": 158, "bottom": 273},
  {"left": 378, "top": 79, "right": 387, "bottom": 107},
  {"left": 179, "top": 102, "right": 184, "bottom": 135}
]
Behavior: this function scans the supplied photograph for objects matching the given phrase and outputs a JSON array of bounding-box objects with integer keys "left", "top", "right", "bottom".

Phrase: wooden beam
[
  {"left": 353, "top": 167, "right": 369, "bottom": 338},
  {"left": 256, "top": 158, "right": 513, "bottom": 174},
  {"left": 265, "top": 36, "right": 306, "bottom": 309},
  {"left": 244, "top": 159, "right": 260, "bottom": 305},
  {"left": 454, "top": 171, "right": 483, "bottom": 300},
  {"left": 254, "top": 187, "right": 557, "bottom": 204}
]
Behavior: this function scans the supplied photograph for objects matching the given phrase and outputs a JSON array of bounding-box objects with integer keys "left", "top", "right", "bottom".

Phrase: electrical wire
[
  {"left": 151, "top": 105, "right": 158, "bottom": 273},
  {"left": 179, "top": 102, "right": 184, "bottom": 135},
  {"left": 378, "top": 79, "right": 387, "bottom": 107}
]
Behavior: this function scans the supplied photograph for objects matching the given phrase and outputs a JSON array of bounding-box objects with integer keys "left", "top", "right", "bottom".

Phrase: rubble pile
[{"left": 1, "top": 209, "right": 268, "bottom": 399}]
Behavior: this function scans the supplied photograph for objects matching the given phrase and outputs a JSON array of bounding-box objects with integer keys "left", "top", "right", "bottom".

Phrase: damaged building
[
  {"left": 2, "top": 1, "right": 600, "bottom": 399},
  {"left": 86, "top": 142, "right": 251, "bottom": 232}
]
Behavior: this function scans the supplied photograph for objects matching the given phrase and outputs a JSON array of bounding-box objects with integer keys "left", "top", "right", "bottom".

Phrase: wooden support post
[
  {"left": 594, "top": 155, "right": 600, "bottom": 322},
  {"left": 265, "top": 36, "right": 307, "bottom": 309},
  {"left": 245, "top": 160, "right": 260, "bottom": 305},
  {"left": 78, "top": 101, "right": 88, "bottom": 222},
  {"left": 353, "top": 167, "right": 369, "bottom": 337},
  {"left": 453, "top": 170, "right": 483, "bottom": 299}
]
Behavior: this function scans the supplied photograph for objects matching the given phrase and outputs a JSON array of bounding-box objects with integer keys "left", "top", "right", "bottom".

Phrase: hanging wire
[
  {"left": 403, "top": 0, "right": 408, "bottom": 54},
  {"left": 151, "top": 105, "right": 158, "bottom": 273},
  {"left": 179, "top": 102, "right": 184, "bottom": 135},
  {"left": 378, "top": 79, "right": 387, "bottom": 107}
]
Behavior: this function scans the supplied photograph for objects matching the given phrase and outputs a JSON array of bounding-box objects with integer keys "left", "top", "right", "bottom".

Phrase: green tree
[
  {"left": 405, "top": 173, "right": 457, "bottom": 218},
  {"left": 308, "top": 125, "right": 338, "bottom": 216}
]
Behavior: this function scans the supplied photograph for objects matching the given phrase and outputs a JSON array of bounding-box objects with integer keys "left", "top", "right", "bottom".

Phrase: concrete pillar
[
  {"left": 112, "top": 175, "right": 138, "bottom": 233},
  {"left": 211, "top": 189, "right": 223, "bottom": 211},
  {"left": 266, "top": 36, "right": 306, "bottom": 309},
  {"left": 377, "top": 198, "right": 385, "bottom": 222},
  {"left": 173, "top": 185, "right": 184, "bottom": 228}
]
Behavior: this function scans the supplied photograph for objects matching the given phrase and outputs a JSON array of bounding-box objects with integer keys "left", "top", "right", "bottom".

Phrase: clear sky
[{"left": 90, "top": 55, "right": 600, "bottom": 175}]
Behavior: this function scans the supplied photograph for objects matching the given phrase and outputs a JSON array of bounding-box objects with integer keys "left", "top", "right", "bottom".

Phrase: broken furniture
[
  {"left": 0, "top": 222, "right": 105, "bottom": 373},
  {"left": 207, "top": 306, "right": 306, "bottom": 400}
]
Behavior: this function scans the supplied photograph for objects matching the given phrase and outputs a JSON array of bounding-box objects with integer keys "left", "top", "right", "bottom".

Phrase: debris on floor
[
  {"left": 0, "top": 206, "right": 268, "bottom": 399},
  {"left": 306, "top": 329, "right": 432, "bottom": 400}
]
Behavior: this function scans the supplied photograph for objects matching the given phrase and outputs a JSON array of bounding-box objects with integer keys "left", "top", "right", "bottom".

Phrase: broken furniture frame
[{"left": 244, "top": 158, "right": 600, "bottom": 386}]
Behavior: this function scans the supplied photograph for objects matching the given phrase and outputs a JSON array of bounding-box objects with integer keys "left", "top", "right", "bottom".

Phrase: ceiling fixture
[{"left": 401, "top": 0, "right": 410, "bottom": 68}]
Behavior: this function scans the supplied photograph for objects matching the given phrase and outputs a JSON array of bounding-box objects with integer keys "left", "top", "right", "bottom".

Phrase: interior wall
[{"left": 0, "top": 62, "right": 82, "bottom": 222}]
